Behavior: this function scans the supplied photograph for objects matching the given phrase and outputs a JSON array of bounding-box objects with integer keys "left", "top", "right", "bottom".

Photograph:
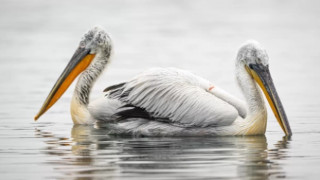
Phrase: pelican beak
[
  {"left": 34, "top": 47, "right": 96, "bottom": 121},
  {"left": 245, "top": 64, "right": 292, "bottom": 136}
]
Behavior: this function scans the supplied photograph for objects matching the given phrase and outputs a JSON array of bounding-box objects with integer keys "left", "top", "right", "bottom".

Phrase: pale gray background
[{"left": 1, "top": 0, "right": 320, "bottom": 179}]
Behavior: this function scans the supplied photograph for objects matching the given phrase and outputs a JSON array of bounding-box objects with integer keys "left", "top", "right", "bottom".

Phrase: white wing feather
[{"left": 109, "top": 67, "right": 240, "bottom": 127}]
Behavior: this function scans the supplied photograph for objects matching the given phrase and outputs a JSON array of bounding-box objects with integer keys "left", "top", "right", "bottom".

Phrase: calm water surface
[{"left": 1, "top": 0, "right": 320, "bottom": 179}]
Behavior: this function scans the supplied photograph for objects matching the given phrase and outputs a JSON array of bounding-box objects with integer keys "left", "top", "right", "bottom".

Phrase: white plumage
[
  {"left": 90, "top": 67, "right": 245, "bottom": 128},
  {"left": 35, "top": 27, "right": 292, "bottom": 137}
]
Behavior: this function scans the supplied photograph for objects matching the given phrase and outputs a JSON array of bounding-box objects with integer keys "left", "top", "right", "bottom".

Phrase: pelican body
[{"left": 35, "top": 26, "right": 292, "bottom": 136}]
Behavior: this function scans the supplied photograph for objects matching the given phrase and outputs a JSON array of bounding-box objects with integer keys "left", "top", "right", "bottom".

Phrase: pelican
[{"left": 34, "top": 26, "right": 292, "bottom": 136}]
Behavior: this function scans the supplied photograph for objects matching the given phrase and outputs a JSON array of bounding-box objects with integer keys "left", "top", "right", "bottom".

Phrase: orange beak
[
  {"left": 246, "top": 64, "right": 292, "bottom": 136},
  {"left": 34, "top": 47, "right": 95, "bottom": 121}
]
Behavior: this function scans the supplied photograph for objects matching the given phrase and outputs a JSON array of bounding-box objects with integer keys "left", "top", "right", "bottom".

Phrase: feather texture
[{"left": 106, "top": 67, "right": 241, "bottom": 127}]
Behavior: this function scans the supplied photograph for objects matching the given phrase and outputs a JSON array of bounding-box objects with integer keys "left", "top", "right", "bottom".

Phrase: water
[{"left": 1, "top": 0, "right": 320, "bottom": 179}]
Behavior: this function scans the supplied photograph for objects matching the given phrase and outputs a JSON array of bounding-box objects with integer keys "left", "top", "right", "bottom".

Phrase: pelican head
[
  {"left": 34, "top": 26, "right": 112, "bottom": 121},
  {"left": 79, "top": 26, "right": 112, "bottom": 56},
  {"left": 237, "top": 40, "right": 292, "bottom": 136}
]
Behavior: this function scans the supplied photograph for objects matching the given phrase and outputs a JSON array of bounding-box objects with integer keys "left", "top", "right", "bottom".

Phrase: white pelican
[{"left": 34, "top": 26, "right": 292, "bottom": 136}]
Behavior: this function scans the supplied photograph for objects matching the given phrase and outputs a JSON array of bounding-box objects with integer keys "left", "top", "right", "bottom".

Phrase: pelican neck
[{"left": 235, "top": 63, "right": 266, "bottom": 114}]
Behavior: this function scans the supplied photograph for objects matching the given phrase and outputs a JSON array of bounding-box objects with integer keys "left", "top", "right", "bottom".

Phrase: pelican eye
[
  {"left": 80, "top": 41, "right": 86, "bottom": 48},
  {"left": 256, "top": 58, "right": 262, "bottom": 64}
]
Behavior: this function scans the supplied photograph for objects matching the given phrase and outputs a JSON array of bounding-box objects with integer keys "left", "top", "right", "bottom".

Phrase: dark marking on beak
[{"left": 249, "top": 63, "right": 292, "bottom": 136}]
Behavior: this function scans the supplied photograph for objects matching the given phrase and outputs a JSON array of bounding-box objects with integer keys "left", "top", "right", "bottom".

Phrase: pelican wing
[{"left": 107, "top": 68, "right": 240, "bottom": 127}]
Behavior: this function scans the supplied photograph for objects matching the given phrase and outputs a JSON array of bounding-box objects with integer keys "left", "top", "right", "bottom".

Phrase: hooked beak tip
[
  {"left": 286, "top": 130, "right": 292, "bottom": 137},
  {"left": 34, "top": 115, "right": 40, "bottom": 121}
]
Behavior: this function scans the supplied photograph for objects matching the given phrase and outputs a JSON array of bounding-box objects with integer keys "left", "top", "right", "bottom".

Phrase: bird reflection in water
[{"left": 35, "top": 126, "right": 290, "bottom": 179}]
